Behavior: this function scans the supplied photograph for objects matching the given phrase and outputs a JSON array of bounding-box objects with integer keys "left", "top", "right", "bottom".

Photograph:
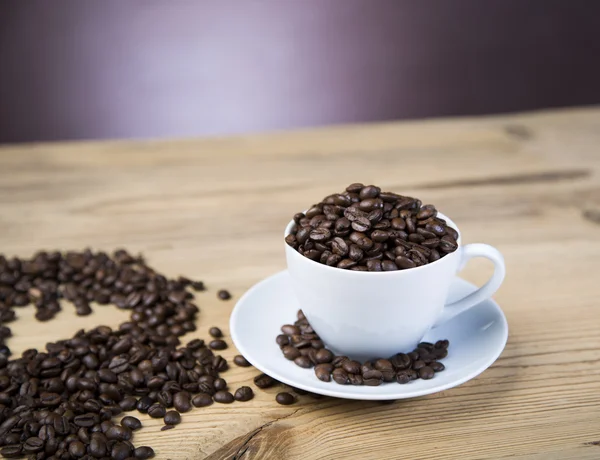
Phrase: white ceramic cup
[{"left": 284, "top": 213, "right": 505, "bottom": 361}]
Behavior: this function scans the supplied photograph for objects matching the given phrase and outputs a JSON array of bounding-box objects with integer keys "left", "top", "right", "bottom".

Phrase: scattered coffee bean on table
[
  {"left": 277, "top": 310, "right": 449, "bottom": 386},
  {"left": 217, "top": 289, "right": 231, "bottom": 300},
  {"left": 209, "top": 339, "right": 228, "bottom": 350},
  {"left": 275, "top": 392, "right": 296, "bottom": 405},
  {"left": 233, "top": 354, "right": 252, "bottom": 367},
  {"left": 209, "top": 326, "right": 223, "bottom": 338},
  {"left": 285, "top": 184, "right": 459, "bottom": 270},
  {"left": 234, "top": 386, "right": 254, "bottom": 402},
  {"left": 164, "top": 410, "right": 182, "bottom": 425},
  {"left": 254, "top": 373, "right": 277, "bottom": 389},
  {"left": 0, "top": 249, "right": 252, "bottom": 459}
]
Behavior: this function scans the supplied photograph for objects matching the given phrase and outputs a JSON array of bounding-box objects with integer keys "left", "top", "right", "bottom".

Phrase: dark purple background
[{"left": 1, "top": 0, "right": 599, "bottom": 143}]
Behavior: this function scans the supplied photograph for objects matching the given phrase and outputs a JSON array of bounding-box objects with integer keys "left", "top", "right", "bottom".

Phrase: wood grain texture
[{"left": 1, "top": 107, "right": 600, "bottom": 459}]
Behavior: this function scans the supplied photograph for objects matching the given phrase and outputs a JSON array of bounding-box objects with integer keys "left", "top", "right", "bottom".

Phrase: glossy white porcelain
[
  {"left": 230, "top": 271, "right": 508, "bottom": 400},
  {"left": 284, "top": 213, "right": 505, "bottom": 360}
]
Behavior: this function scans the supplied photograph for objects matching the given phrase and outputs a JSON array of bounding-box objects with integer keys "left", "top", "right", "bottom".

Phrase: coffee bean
[
  {"left": 217, "top": 289, "right": 231, "bottom": 300},
  {"left": 282, "top": 346, "right": 301, "bottom": 361},
  {"left": 234, "top": 386, "right": 254, "bottom": 402},
  {"left": 332, "top": 368, "right": 349, "bottom": 385},
  {"left": 213, "top": 391, "right": 234, "bottom": 404},
  {"left": 147, "top": 403, "right": 166, "bottom": 419},
  {"left": 134, "top": 446, "right": 155, "bottom": 459},
  {"left": 209, "top": 327, "right": 223, "bottom": 338},
  {"left": 233, "top": 355, "right": 251, "bottom": 367},
  {"left": 294, "top": 356, "right": 312, "bottom": 368},
  {"left": 89, "top": 435, "right": 108, "bottom": 457},
  {"left": 172, "top": 392, "right": 192, "bottom": 413},
  {"left": 275, "top": 392, "right": 295, "bottom": 405},
  {"left": 275, "top": 334, "right": 290, "bottom": 347},
  {"left": 381, "top": 260, "right": 398, "bottom": 271},
  {"left": 111, "top": 442, "right": 133, "bottom": 460},
  {"left": 314, "top": 364, "right": 333, "bottom": 382},
  {"left": 430, "top": 362, "right": 445, "bottom": 372},
  {"left": 68, "top": 440, "right": 86, "bottom": 457},
  {"left": 253, "top": 373, "right": 276, "bottom": 389},
  {"left": 192, "top": 393, "right": 213, "bottom": 407},
  {"left": 419, "top": 366, "right": 435, "bottom": 379},
  {"left": 120, "top": 416, "right": 142, "bottom": 431},
  {"left": 208, "top": 339, "right": 227, "bottom": 350},
  {"left": 163, "top": 410, "right": 181, "bottom": 425},
  {"left": 396, "top": 371, "right": 411, "bottom": 384}
]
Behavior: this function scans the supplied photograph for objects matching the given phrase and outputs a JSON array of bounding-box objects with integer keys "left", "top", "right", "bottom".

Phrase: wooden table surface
[{"left": 1, "top": 107, "right": 600, "bottom": 459}]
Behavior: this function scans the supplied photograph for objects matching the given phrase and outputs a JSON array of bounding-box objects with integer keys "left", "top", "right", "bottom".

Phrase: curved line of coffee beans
[
  {"left": 285, "top": 183, "right": 459, "bottom": 271},
  {"left": 278, "top": 310, "right": 449, "bottom": 385},
  {"left": 0, "top": 249, "right": 276, "bottom": 460}
]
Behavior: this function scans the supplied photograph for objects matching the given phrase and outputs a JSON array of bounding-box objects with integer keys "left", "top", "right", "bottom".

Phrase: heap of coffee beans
[
  {"left": 278, "top": 310, "right": 449, "bottom": 385},
  {"left": 285, "top": 184, "right": 459, "bottom": 270},
  {"left": 0, "top": 250, "right": 254, "bottom": 459}
]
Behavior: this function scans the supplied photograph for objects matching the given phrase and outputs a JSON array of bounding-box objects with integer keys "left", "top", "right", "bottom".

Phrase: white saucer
[{"left": 230, "top": 270, "right": 508, "bottom": 400}]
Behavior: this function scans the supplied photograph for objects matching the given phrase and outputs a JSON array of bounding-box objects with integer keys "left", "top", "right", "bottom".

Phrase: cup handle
[{"left": 433, "top": 243, "right": 506, "bottom": 328}]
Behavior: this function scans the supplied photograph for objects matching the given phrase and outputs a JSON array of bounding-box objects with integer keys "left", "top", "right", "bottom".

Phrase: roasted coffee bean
[
  {"left": 275, "top": 392, "right": 295, "bottom": 405},
  {"left": 163, "top": 410, "right": 181, "bottom": 425},
  {"left": 294, "top": 356, "right": 312, "bottom": 368},
  {"left": 233, "top": 355, "right": 251, "bottom": 367},
  {"left": 430, "top": 362, "right": 445, "bottom": 372},
  {"left": 315, "top": 348, "right": 333, "bottom": 364},
  {"left": 419, "top": 366, "right": 435, "bottom": 379},
  {"left": 209, "top": 327, "right": 223, "bottom": 338},
  {"left": 332, "top": 368, "right": 349, "bottom": 385},
  {"left": 276, "top": 334, "right": 290, "bottom": 347},
  {"left": 192, "top": 393, "right": 213, "bottom": 407},
  {"left": 147, "top": 403, "right": 166, "bottom": 419},
  {"left": 314, "top": 364, "right": 333, "bottom": 382},
  {"left": 217, "top": 289, "right": 231, "bottom": 300},
  {"left": 213, "top": 391, "right": 234, "bottom": 404},
  {"left": 134, "top": 446, "right": 155, "bottom": 459},
  {"left": 396, "top": 371, "right": 411, "bottom": 384},
  {"left": 281, "top": 324, "right": 300, "bottom": 335},
  {"left": 173, "top": 392, "right": 192, "bottom": 413},
  {"left": 281, "top": 345, "right": 300, "bottom": 361},
  {"left": 342, "top": 360, "right": 361, "bottom": 374},
  {"left": 208, "top": 339, "right": 227, "bottom": 350},
  {"left": 254, "top": 373, "right": 276, "bottom": 389},
  {"left": 120, "top": 416, "right": 142, "bottom": 431},
  {"left": 234, "top": 386, "right": 254, "bottom": 402},
  {"left": 68, "top": 440, "right": 86, "bottom": 457},
  {"left": 381, "top": 260, "right": 398, "bottom": 271},
  {"left": 106, "top": 425, "right": 132, "bottom": 441},
  {"left": 111, "top": 442, "right": 133, "bottom": 460}
]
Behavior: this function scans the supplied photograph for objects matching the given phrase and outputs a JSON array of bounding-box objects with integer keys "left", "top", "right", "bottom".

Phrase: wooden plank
[{"left": 1, "top": 107, "right": 600, "bottom": 459}]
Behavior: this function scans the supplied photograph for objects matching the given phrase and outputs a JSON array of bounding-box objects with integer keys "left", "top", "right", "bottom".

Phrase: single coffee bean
[
  {"left": 282, "top": 346, "right": 301, "bottom": 361},
  {"left": 419, "top": 366, "right": 435, "bottom": 380},
  {"left": 342, "top": 360, "right": 361, "bottom": 374},
  {"left": 217, "top": 289, "right": 231, "bottom": 300},
  {"left": 209, "top": 327, "right": 223, "bottom": 338},
  {"left": 192, "top": 393, "right": 213, "bottom": 407},
  {"left": 147, "top": 403, "right": 166, "bottom": 419},
  {"left": 163, "top": 410, "right": 181, "bottom": 425},
  {"left": 381, "top": 260, "right": 398, "bottom": 271},
  {"left": 173, "top": 392, "right": 192, "bottom": 413},
  {"left": 213, "top": 391, "right": 234, "bottom": 404},
  {"left": 68, "top": 440, "right": 86, "bottom": 457},
  {"left": 396, "top": 371, "right": 411, "bottom": 384},
  {"left": 208, "top": 339, "right": 227, "bottom": 350},
  {"left": 275, "top": 392, "right": 296, "bottom": 405},
  {"left": 120, "top": 416, "right": 142, "bottom": 431},
  {"left": 294, "top": 356, "right": 312, "bottom": 368},
  {"left": 314, "top": 363, "right": 333, "bottom": 382},
  {"left": 233, "top": 355, "right": 251, "bottom": 367},
  {"left": 234, "top": 386, "right": 254, "bottom": 402},
  {"left": 276, "top": 334, "right": 290, "bottom": 347},
  {"left": 332, "top": 368, "right": 349, "bottom": 385},
  {"left": 253, "top": 373, "right": 276, "bottom": 389},
  {"left": 315, "top": 348, "right": 333, "bottom": 364},
  {"left": 430, "top": 361, "right": 445, "bottom": 372},
  {"left": 281, "top": 324, "right": 300, "bottom": 335},
  {"left": 134, "top": 446, "right": 155, "bottom": 459}
]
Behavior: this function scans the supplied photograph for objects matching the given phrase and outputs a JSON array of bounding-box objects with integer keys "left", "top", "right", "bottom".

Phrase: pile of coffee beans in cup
[
  {"left": 278, "top": 310, "right": 448, "bottom": 385},
  {"left": 0, "top": 249, "right": 257, "bottom": 459},
  {"left": 285, "top": 184, "right": 459, "bottom": 270}
]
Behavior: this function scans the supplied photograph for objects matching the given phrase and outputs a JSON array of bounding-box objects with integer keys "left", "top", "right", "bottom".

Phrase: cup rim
[{"left": 284, "top": 211, "right": 462, "bottom": 276}]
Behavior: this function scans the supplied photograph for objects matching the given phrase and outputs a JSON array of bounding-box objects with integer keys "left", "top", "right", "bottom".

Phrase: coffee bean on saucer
[
  {"left": 294, "top": 356, "right": 313, "bottom": 368},
  {"left": 275, "top": 392, "right": 296, "bottom": 405},
  {"left": 430, "top": 361, "right": 445, "bottom": 372},
  {"left": 419, "top": 366, "right": 435, "bottom": 380},
  {"left": 217, "top": 289, "right": 231, "bottom": 300},
  {"left": 233, "top": 355, "right": 252, "bottom": 367},
  {"left": 314, "top": 364, "right": 333, "bottom": 382},
  {"left": 276, "top": 334, "right": 290, "bottom": 347},
  {"left": 282, "top": 346, "right": 301, "bottom": 360}
]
